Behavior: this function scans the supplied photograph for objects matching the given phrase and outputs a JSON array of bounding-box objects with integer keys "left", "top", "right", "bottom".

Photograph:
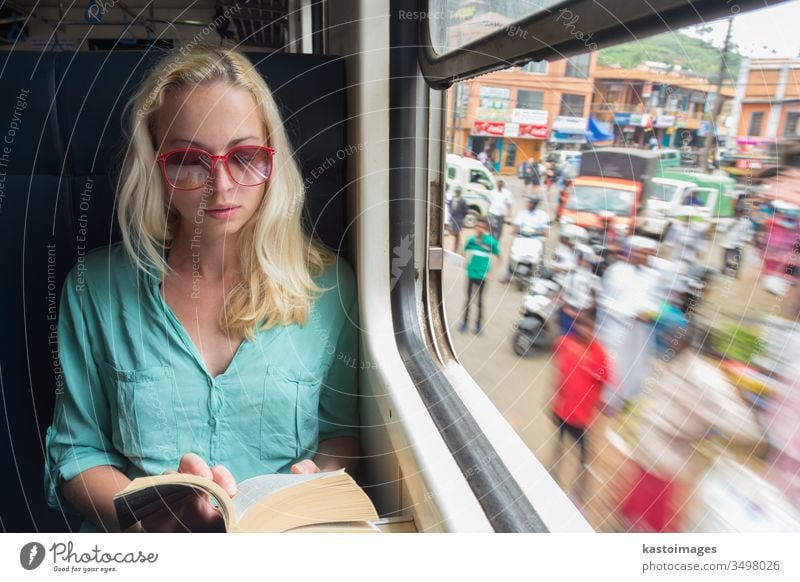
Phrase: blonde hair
[{"left": 117, "top": 46, "right": 335, "bottom": 338}]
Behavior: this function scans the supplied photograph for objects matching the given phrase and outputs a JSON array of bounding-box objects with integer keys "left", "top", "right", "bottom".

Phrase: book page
[{"left": 232, "top": 471, "right": 336, "bottom": 521}]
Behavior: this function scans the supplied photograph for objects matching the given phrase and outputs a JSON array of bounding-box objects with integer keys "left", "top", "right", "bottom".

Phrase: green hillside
[{"left": 598, "top": 31, "right": 743, "bottom": 83}]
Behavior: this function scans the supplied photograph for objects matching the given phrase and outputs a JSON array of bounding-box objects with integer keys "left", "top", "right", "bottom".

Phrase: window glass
[
  {"left": 442, "top": 7, "right": 799, "bottom": 535},
  {"left": 784, "top": 112, "right": 800, "bottom": 137},
  {"left": 650, "top": 183, "right": 679, "bottom": 202},
  {"left": 565, "top": 185, "right": 634, "bottom": 215},
  {"left": 517, "top": 89, "right": 544, "bottom": 110},
  {"left": 748, "top": 111, "right": 764, "bottom": 136},
  {"left": 522, "top": 60, "right": 549, "bottom": 74},
  {"left": 559, "top": 93, "right": 586, "bottom": 116},
  {"left": 427, "top": 0, "right": 563, "bottom": 55},
  {"left": 565, "top": 53, "right": 590, "bottom": 78}
]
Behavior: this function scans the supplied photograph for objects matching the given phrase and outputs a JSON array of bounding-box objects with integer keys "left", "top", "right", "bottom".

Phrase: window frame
[
  {"left": 418, "top": 0, "right": 782, "bottom": 89},
  {"left": 784, "top": 111, "right": 800, "bottom": 137},
  {"left": 749, "top": 111, "right": 765, "bottom": 136}
]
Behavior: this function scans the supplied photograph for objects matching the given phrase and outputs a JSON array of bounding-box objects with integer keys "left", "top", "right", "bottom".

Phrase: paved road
[{"left": 441, "top": 174, "right": 789, "bottom": 530}]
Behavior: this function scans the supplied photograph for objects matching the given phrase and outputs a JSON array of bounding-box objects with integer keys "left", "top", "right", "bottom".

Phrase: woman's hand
[
  {"left": 290, "top": 459, "right": 321, "bottom": 474},
  {"left": 137, "top": 453, "right": 237, "bottom": 533}
]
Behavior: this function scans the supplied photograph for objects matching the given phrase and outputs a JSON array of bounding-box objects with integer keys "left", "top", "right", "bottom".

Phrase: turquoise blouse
[{"left": 43, "top": 242, "right": 359, "bottom": 532}]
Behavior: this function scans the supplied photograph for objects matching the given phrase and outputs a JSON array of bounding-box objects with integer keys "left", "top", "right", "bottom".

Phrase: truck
[
  {"left": 445, "top": 153, "right": 497, "bottom": 228},
  {"left": 658, "top": 170, "right": 738, "bottom": 231},
  {"left": 559, "top": 147, "right": 661, "bottom": 238}
]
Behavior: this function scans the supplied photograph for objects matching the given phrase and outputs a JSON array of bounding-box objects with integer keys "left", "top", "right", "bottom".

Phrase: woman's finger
[
  {"left": 178, "top": 452, "right": 213, "bottom": 479},
  {"left": 210, "top": 464, "right": 238, "bottom": 497},
  {"left": 290, "top": 459, "right": 320, "bottom": 474}
]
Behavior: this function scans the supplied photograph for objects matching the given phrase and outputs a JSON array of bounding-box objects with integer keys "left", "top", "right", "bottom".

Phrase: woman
[{"left": 43, "top": 47, "right": 360, "bottom": 532}]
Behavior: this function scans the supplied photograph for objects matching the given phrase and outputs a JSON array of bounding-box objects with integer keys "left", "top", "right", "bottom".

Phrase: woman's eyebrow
[{"left": 168, "top": 136, "right": 263, "bottom": 149}]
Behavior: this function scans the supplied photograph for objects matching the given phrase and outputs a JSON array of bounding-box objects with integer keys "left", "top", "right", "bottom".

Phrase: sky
[{"left": 683, "top": 0, "right": 800, "bottom": 58}]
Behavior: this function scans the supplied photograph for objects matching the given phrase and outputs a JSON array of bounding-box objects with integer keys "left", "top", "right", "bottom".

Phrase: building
[
  {"left": 732, "top": 58, "right": 800, "bottom": 139},
  {"left": 591, "top": 64, "right": 735, "bottom": 149},
  {"left": 448, "top": 53, "right": 598, "bottom": 174},
  {"left": 718, "top": 58, "right": 800, "bottom": 177}
]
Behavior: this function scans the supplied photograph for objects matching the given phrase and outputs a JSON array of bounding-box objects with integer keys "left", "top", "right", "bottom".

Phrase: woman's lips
[{"left": 205, "top": 206, "right": 241, "bottom": 220}]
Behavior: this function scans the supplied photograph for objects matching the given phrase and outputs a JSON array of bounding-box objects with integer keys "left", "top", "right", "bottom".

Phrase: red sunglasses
[{"left": 157, "top": 145, "right": 275, "bottom": 191}]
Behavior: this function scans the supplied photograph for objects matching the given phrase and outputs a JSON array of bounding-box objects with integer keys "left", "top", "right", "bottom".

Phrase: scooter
[
  {"left": 506, "top": 225, "right": 546, "bottom": 291},
  {"left": 511, "top": 268, "right": 561, "bottom": 357}
]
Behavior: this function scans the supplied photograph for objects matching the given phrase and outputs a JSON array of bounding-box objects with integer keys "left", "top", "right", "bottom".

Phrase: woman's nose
[{"left": 209, "top": 159, "right": 235, "bottom": 193}]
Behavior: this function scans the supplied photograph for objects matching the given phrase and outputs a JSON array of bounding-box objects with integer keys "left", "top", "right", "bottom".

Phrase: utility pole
[{"left": 699, "top": 16, "right": 734, "bottom": 171}]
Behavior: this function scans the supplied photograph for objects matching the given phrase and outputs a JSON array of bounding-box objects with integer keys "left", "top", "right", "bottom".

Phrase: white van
[{"left": 445, "top": 153, "right": 497, "bottom": 228}]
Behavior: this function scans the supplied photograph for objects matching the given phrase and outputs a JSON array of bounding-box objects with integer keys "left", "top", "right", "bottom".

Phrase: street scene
[{"left": 441, "top": 4, "right": 800, "bottom": 532}]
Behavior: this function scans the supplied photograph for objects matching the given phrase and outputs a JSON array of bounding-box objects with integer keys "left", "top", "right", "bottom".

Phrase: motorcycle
[
  {"left": 506, "top": 225, "right": 546, "bottom": 291},
  {"left": 511, "top": 269, "right": 561, "bottom": 357}
]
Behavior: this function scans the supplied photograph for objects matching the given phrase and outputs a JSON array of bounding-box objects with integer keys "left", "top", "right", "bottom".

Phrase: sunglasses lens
[
  {"left": 163, "top": 150, "right": 211, "bottom": 189},
  {"left": 227, "top": 146, "right": 273, "bottom": 186}
]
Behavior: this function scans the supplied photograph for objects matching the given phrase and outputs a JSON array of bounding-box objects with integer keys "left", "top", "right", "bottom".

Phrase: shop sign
[
  {"left": 552, "top": 115, "right": 587, "bottom": 133},
  {"left": 511, "top": 108, "right": 548, "bottom": 125}
]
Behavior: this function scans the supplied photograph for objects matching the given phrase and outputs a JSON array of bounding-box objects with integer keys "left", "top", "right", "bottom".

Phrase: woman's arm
[
  {"left": 293, "top": 437, "right": 360, "bottom": 475},
  {"left": 61, "top": 466, "right": 133, "bottom": 532}
]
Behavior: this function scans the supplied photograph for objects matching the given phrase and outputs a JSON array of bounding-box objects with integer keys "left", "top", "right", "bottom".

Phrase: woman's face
[{"left": 155, "top": 81, "right": 268, "bottom": 240}]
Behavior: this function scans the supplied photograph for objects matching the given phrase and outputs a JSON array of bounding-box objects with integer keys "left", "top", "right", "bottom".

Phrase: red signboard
[
  {"left": 472, "top": 120, "right": 547, "bottom": 139},
  {"left": 472, "top": 120, "right": 505, "bottom": 136},
  {"left": 518, "top": 123, "right": 548, "bottom": 139}
]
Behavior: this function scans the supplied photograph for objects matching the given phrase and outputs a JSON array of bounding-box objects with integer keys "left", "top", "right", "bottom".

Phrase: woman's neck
[{"left": 168, "top": 223, "right": 241, "bottom": 281}]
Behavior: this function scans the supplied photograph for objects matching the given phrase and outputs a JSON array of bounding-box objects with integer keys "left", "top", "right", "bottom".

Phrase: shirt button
[{"left": 208, "top": 418, "right": 217, "bottom": 428}]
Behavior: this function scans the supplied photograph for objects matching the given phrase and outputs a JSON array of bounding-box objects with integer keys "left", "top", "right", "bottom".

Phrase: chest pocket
[
  {"left": 260, "top": 365, "right": 322, "bottom": 461},
  {"left": 104, "top": 362, "right": 178, "bottom": 461}
]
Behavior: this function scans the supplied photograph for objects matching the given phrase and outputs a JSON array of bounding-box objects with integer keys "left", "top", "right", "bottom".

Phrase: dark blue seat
[{"left": 0, "top": 50, "right": 348, "bottom": 532}]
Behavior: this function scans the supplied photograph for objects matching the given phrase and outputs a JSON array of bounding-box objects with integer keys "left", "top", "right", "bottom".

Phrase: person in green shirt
[
  {"left": 43, "top": 47, "right": 360, "bottom": 533},
  {"left": 458, "top": 217, "right": 501, "bottom": 335}
]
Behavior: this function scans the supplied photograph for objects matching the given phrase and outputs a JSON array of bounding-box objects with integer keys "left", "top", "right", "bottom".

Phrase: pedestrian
[
  {"left": 618, "top": 331, "right": 762, "bottom": 532},
  {"left": 522, "top": 157, "right": 540, "bottom": 195},
  {"left": 596, "top": 236, "right": 661, "bottom": 414},
  {"left": 459, "top": 217, "right": 500, "bottom": 335},
  {"left": 550, "top": 310, "right": 611, "bottom": 502},
  {"left": 551, "top": 224, "right": 586, "bottom": 284},
  {"left": 720, "top": 206, "right": 754, "bottom": 277},
  {"left": 665, "top": 207, "right": 707, "bottom": 265},
  {"left": 487, "top": 179, "right": 513, "bottom": 242},
  {"left": 500, "top": 195, "right": 550, "bottom": 284},
  {"left": 544, "top": 160, "right": 556, "bottom": 190},
  {"left": 477, "top": 147, "right": 489, "bottom": 168},
  {"left": 448, "top": 185, "right": 469, "bottom": 253},
  {"left": 559, "top": 244, "right": 602, "bottom": 334}
]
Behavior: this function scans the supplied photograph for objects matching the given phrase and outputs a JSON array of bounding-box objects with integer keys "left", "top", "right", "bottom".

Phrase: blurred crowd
[
  {"left": 446, "top": 153, "right": 800, "bottom": 532},
  {"left": 546, "top": 200, "right": 800, "bottom": 533}
]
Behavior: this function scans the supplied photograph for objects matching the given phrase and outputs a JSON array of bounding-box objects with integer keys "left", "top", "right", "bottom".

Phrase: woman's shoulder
[
  {"left": 63, "top": 241, "right": 140, "bottom": 299},
  {"left": 312, "top": 253, "right": 357, "bottom": 311}
]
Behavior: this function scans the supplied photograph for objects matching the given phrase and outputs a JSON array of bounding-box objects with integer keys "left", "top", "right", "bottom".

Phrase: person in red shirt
[{"left": 550, "top": 310, "right": 611, "bottom": 502}]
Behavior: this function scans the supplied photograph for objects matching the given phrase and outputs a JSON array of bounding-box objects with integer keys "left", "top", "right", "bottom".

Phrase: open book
[{"left": 113, "top": 468, "right": 379, "bottom": 533}]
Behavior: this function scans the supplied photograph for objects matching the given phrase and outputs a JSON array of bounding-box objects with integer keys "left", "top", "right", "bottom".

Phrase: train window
[
  {"left": 437, "top": 0, "right": 800, "bottom": 533},
  {"left": 3, "top": 0, "right": 799, "bottom": 537}
]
